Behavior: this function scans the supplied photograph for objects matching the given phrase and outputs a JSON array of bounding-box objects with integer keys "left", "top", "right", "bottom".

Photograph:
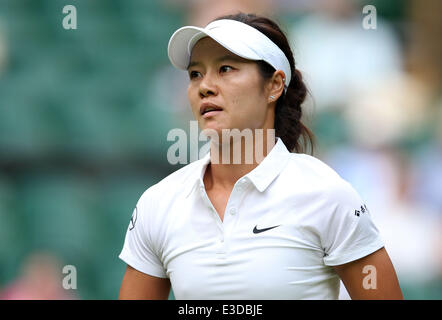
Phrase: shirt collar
[
  {"left": 246, "top": 137, "right": 291, "bottom": 192},
  {"left": 184, "top": 137, "right": 291, "bottom": 198}
]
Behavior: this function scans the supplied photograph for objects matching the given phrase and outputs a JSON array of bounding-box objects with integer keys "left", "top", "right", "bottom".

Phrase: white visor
[{"left": 167, "top": 19, "right": 291, "bottom": 89}]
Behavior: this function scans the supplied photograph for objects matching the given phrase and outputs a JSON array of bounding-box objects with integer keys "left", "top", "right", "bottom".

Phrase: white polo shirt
[{"left": 119, "top": 137, "right": 385, "bottom": 299}]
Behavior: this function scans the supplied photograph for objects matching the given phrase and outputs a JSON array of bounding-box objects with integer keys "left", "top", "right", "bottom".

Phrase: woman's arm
[
  {"left": 119, "top": 265, "right": 171, "bottom": 300},
  {"left": 333, "top": 247, "right": 404, "bottom": 299}
]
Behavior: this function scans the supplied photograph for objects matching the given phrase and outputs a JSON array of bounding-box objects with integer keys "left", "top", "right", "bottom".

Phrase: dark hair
[{"left": 214, "top": 13, "right": 315, "bottom": 154}]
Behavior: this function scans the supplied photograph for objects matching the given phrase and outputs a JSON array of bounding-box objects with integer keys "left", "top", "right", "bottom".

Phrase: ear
[{"left": 267, "top": 70, "right": 286, "bottom": 104}]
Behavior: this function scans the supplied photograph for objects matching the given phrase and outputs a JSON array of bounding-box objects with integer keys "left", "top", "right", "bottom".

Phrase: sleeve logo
[
  {"left": 355, "top": 204, "right": 369, "bottom": 217},
  {"left": 129, "top": 207, "right": 138, "bottom": 230}
]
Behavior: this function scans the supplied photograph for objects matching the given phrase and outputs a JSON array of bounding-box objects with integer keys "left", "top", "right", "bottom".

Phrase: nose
[{"left": 199, "top": 71, "right": 218, "bottom": 98}]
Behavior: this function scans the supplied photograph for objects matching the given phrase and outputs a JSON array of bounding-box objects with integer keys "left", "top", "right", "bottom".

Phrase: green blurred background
[
  {"left": 0, "top": 0, "right": 441, "bottom": 299},
  {"left": 0, "top": 0, "right": 186, "bottom": 300}
]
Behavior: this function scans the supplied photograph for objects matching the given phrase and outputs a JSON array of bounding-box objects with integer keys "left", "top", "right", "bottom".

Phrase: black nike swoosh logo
[{"left": 253, "top": 225, "right": 280, "bottom": 234}]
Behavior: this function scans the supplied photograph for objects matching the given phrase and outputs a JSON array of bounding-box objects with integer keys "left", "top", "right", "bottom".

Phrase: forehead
[{"left": 189, "top": 37, "right": 250, "bottom": 65}]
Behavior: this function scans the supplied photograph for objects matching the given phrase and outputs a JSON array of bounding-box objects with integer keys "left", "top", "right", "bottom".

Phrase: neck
[{"left": 204, "top": 129, "right": 276, "bottom": 191}]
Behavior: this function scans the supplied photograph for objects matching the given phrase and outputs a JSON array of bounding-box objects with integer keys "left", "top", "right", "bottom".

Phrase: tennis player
[{"left": 118, "top": 13, "right": 403, "bottom": 300}]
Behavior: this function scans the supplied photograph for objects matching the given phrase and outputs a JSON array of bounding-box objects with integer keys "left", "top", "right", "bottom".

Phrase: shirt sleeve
[
  {"left": 322, "top": 180, "right": 385, "bottom": 266},
  {"left": 118, "top": 187, "right": 168, "bottom": 278}
]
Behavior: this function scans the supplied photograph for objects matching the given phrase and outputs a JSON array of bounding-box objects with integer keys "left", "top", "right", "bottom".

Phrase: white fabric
[
  {"left": 168, "top": 19, "right": 292, "bottom": 88},
  {"left": 119, "top": 138, "right": 384, "bottom": 299}
]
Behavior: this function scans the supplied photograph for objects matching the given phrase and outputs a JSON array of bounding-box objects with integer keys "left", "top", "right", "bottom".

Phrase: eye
[
  {"left": 220, "top": 65, "right": 234, "bottom": 73},
  {"left": 188, "top": 70, "right": 201, "bottom": 80}
]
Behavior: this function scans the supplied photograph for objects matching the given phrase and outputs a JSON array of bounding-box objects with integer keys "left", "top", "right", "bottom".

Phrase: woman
[{"left": 118, "top": 13, "right": 403, "bottom": 300}]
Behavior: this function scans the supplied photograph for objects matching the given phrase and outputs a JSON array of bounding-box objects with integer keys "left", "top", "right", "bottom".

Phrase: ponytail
[{"left": 275, "top": 68, "right": 315, "bottom": 154}]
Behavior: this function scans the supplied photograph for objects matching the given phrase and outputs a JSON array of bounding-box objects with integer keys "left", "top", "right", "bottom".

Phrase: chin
[
  {"left": 200, "top": 123, "right": 230, "bottom": 142},
  {"left": 200, "top": 125, "right": 223, "bottom": 138}
]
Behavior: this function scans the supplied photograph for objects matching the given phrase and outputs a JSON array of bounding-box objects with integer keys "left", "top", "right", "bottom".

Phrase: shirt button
[{"left": 229, "top": 207, "right": 236, "bottom": 215}]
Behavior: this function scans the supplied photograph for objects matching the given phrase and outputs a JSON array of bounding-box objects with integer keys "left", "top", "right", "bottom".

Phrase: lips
[{"left": 200, "top": 103, "right": 223, "bottom": 116}]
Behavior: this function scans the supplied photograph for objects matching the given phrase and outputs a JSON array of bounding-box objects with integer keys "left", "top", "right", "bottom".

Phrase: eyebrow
[{"left": 187, "top": 55, "right": 245, "bottom": 69}]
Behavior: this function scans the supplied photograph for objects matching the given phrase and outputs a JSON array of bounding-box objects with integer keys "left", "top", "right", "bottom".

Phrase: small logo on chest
[{"left": 253, "top": 225, "right": 280, "bottom": 234}]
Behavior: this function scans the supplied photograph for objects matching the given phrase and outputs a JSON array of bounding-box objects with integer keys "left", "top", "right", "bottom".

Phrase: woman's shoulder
[
  {"left": 140, "top": 157, "right": 207, "bottom": 199},
  {"left": 133, "top": 158, "right": 206, "bottom": 225},
  {"left": 284, "top": 152, "right": 363, "bottom": 205},
  {"left": 161, "top": 157, "right": 207, "bottom": 186},
  {"left": 285, "top": 152, "right": 343, "bottom": 185}
]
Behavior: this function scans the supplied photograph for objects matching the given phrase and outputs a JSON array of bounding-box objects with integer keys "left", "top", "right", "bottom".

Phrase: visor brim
[{"left": 167, "top": 25, "right": 261, "bottom": 70}]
